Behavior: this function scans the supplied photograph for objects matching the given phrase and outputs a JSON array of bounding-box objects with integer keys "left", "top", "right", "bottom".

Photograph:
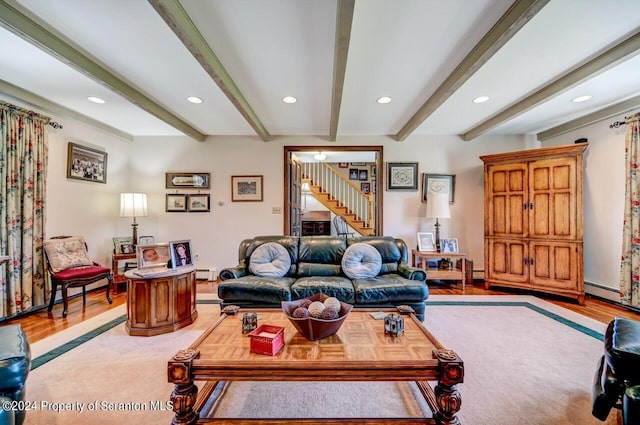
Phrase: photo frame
[
  {"left": 170, "top": 240, "right": 193, "bottom": 269},
  {"left": 166, "top": 194, "right": 187, "bottom": 212},
  {"left": 112, "top": 236, "right": 133, "bottom": 254},
  {"left": 440, "top": 238, "right": 459, "bottom": 253},
  {"left": 417, "top": 232, "right": 436, "bottom": 252},
  {"left": 422, "top": 174, "right": 455, "bottom": 203},
  {"left": 370, "top": 164, "right": 376, "bottom": 177},
  {"left": 387, "top": 162, "right": 418, "bottom": 191},
  {"left": 188, "top": 194, "right": 210, "bottom": 212},
  {"left": 138, "top": 235, "right": 154, "bottom": 246},
  {"left": 361, "top": 182, "right": 371, "bottom": 194},
  {"left": 165, "top": 172, "right": 210, "bottom": 189},
  {"left": 359, "top": 169, "right": 368, "bottom": 181},
  {"left": 338, "top": 162, "right": 348, "bottom": 168},
  {"left": 120, "top": 243, "right": 135, "bottom": 254},
  {"left": 137, "top": 243, "right": 170, "bottom": 269},
  {"left": 67, "top": 142, "right": 107, "bottom": 184},
  {"left": 348, "top": 169, "right": 359, "bottom": 180},
  {"left": 350, "top": 162, "right": 365, "bottom": 166},
  {"left": 231, "top": 175, "right": 263, "bottom": 202}
]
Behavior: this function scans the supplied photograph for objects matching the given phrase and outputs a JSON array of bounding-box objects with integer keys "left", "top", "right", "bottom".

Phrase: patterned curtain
[
  {"left": 620, "top": 112, "right": 640, "bottom": 307},
  {"left": 0, "top": 101, "right": 48, "bottom": 318}
]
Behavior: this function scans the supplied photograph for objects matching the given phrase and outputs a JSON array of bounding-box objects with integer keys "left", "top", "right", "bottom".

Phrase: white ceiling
[{"left": 1, "top": 0, "right": 639, "bottom": 142}]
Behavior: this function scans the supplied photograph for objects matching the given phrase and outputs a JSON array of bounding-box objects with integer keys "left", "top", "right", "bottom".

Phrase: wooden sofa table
[{"left": 168, "top": 308, "right": 464, "bottom": 424}]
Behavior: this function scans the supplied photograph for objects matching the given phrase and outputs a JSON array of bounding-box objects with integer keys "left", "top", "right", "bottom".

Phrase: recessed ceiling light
[
  {"left": 282, "top": 96, "right": 297, "bottom": 104},
  {"left": 376, "top": 96, "right": 392, "bottom": 104},
  {"left": 87, "top": 96, "right": 105, "bottom": 104},
  {"left": 187, "top": 96, "right": 203, "bottom": 104},
  {"left": 472, "top": 96, "right": 490, "bottom": 104},
  {"left": 572, "top": 95, "right": 592, "bottom": 103}
]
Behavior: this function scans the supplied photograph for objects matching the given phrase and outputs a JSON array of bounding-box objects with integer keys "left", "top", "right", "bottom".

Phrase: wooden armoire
[{"left": 480, "top": 143, "right": 587, "bottom": 304}]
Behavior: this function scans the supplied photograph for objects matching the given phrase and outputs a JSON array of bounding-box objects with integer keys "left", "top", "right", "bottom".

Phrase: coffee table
[{"left": 168, "top": 308, "right": 464, "bottom": 424}]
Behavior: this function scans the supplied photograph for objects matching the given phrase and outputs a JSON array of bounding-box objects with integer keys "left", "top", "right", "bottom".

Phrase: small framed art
[
  {"left": 170, "top": 240, "right": 193, "bottom": 268},
  {"left": 138, "top": 235, "right": 154, "bottom": 246},
  {"left": 359, "top": 170, "right": 368, "bottom": 181},
  {"left": 166, "top": 172, "right": 210, "bottom": 189},
  {"left": 231, "top": 175, "right": 263, "bottom": 202},
  {"left": 188, "top": 194, "right": 210, "bottom": 212},
  {"left": 361, "top": 182, "right": 371, "bottom": 194},
  {"left": 440, "top": 238, "right": 459, "bottom": 253},
  {"left": 338, "top": 162, "right": 348, "bottom": 168},
  {"left": 112, "top": 236, "right": 133, "bottom": 254},
  {"left": 137, "top": 243, "right": 171, "bottom": 269},
  {"left": 387, "top": 162, "right": 418, "bottom": 191},
  {"left": 417, "top": 232, "right": 436, "bottom": 252},
  {"left": 67, "top": 142, "right": 107, "bottom": 184},
  {"left": 120, "top": 243, "right": 135, "bottom": 254},
  {"left": 422, "top": 174, "right": 455, "bottom": 203},
  {"left": 349, "top": 169, "right": 359, "bottom": 180},
  {"left": 166, "top": 194, "right": 187, "bottom": 212}
]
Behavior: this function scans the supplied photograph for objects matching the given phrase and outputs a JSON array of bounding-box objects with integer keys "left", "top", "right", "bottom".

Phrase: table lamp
[
  {"left": 301, "top": 182, "right": 311, "bottom": 211},
  {"left": 120, "top": 193, "right": 148, "bottom": 245},
  {"left": 425, "top": 192, "right": 450, "bottom": 253}
]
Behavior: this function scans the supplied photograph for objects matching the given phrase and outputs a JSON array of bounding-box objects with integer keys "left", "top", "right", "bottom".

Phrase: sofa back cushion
[
  {"left": 249, "top": 242, "right": 292, "bottom": 277},
  {"left": 241, "top": 236, "right": 298, "bottom": 276},
  {"left": 297, "top": 237, "right": 346, "bottom": 277},
  {"left": 347, "top": 237, "right": 405, "bottom": 274},
  {"left": 341, "top": 243, "right": 382, "bottom": 279}
]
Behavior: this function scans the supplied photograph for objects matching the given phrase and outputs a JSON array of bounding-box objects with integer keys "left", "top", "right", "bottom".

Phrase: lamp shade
[
  {"left": 301, "top": 182, "right": 311, "bottom": 193},
  {"left": 426, "top": 192, "right": 450, "bottom": 219},
  {"left": 120, "top": 193, "right": 148, "bottom": 218}
]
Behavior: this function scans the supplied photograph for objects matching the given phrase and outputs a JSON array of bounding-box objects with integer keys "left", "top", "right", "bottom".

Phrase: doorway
[{"left": 283, "top": 146, "right": 383, "bottom": 236}]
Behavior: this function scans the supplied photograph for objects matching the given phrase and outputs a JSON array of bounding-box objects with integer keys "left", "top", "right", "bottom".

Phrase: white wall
[{"left": 542, "top": 114, "right": 628, "bottom": 301}]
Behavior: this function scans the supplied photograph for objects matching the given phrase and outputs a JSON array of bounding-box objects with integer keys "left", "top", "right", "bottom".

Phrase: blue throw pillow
[
  {"left": 249, "top": 242, "right": 291, "bottom": 277},
  {"left": 341, "top": 243, "right": 382, "bottom": 279}
]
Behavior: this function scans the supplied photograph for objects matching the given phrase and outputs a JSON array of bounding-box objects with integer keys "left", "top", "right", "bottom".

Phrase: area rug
[{"left": 23, "top": 295, "right": 615, "bottom": 424}]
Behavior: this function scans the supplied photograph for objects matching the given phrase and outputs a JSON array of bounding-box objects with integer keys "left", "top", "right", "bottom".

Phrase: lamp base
[{"left": 131, "top": 221, "right": 139, "bottom": 246}]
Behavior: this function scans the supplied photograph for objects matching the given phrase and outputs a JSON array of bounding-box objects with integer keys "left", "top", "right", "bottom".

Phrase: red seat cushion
[{"left": 52, "top": 265, "right": 110, "bottom": 280}]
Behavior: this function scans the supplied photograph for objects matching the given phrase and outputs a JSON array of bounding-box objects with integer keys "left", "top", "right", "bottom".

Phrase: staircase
[{"left": 301, "top": 162, "right": 375, "bottom": 236}]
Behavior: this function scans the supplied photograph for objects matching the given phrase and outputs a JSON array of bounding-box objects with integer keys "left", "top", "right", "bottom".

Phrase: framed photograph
[
  {"left": 349, "top": 168, "right": 359, "bottom": 180},
  {"left": 422, "top": 174, "right": 455, "bottom": 203},
  {"left": 417, "top": 232, "right": 436, "bottom": 252},
  {"left": 166, "top": 194, "right": 187, "bottom": 212},
  {"left": 165, "top": 172, "right": 210, "bottom": 189},
  {"left": 359, "top": 169, "right": 368, "bottom": 181},
  {"left": 66, "top": 142, "right": 107, "bottom": 184},
  {"left": 370, "top": 164, "right": 376, "bottom": 177},
  {"left": 137, "top": 243, "right": 170, "bottom": 269},
  {"left": 361, "top": 182, "right": 371, "bottom": 194},
  {"left": 112, "top": 236, "right": 133, "bottom": 254},
  {"left": 232, "top": 175, "right": 263, "bottom": 202},
  {"left": 188, "top": 194, "right": 210, "bottom": 212},
  {"left": 440, "top": 238, "right": 459, "bottom": 253},
  {"left": 138, "top": 235, "right": 154, "bottom": 245},
  {"left": 338, "top": 162, "right": 348, "bottom": 168},
  {"left": 350, "top": 162, "right": 365, "bottom": 166},
  {"left": 387, "top": 162, "right": 418, "bottom": 191},
  {"left": 120, "top": 243, "right": 135, "bottom": 254},
  {"left": 170, "top": 240, "right": 193, "bottom": 269}
]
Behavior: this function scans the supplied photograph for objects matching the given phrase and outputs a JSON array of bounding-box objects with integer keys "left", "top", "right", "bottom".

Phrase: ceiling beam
[
  {"left": 0, "top": 79, "right": 134, "bottom": 141},
  {"left": 393, "top": 0, "right": 550, "bottom": 141},
  {"left": 0, "top": 0, "right": 206, "bottom": 142},
  {"left": 329, "top": 0, "right": 355, "bottom": 142},
  {"left": 536, "top": 94, "right": 640, "bottom": 141},
  {"left": 148, "top": 0, "right": 271, "bottom": 142},
  {"left": 462, "top": 30, "right": 640, "bottom": 141}
]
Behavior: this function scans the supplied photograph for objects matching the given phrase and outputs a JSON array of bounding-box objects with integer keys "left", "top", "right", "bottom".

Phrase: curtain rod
[{"left": 610, "top": 121, "right": 626, "bottom": 128}]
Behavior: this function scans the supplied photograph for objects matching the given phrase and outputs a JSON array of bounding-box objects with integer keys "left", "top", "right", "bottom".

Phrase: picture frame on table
[
  {"left": 137, "top": 243, "right": 170, "bottom": 269},
  {"left": 231, "top": 175, "right": 263, "bottom": 202},
  {"left": 166, "top": 194, "right": 187, "bottom": 212},
  {"left": 417, "top": 232, "right": 436, "bottom": 252},
  {"left": 138, "top": 235, "right": 154, "bottom": 246},
  {"left": 422, "top": 174, "right": 455, "bottom": 203},
  {"left": 440, "top": 238, "right": 459, "bottom": 253},
  {"left": 165, "top": 172, "right": 210, "bottom": 189},
  {"left": 66, "top": 142, "right": 107, "bottom": 184},
  {"left": 112, "top": 236, "right": 133, "bottom": 254},
  {"left": 387, "top": 162, "right": 418, "bottom": 191},
  {"left": 170, "top": 240, "right": 193, "bottom": 269},
  {"left": 188, "top": 194, "right": 210, "bottom": 212},
  {"left": 120, "top": 243, "right": 135, "bottom": 254}
]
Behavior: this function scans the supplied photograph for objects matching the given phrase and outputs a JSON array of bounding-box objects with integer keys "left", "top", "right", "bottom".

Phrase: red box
[{"left": 248, "top": 324, "right": 285, "bottom": 356}]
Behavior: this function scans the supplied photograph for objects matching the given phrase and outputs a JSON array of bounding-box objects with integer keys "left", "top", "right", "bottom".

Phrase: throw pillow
[
  {"left": 341, "top": 243, "right": 382, "bottom": 279},
  {"left": 249, "top": 242, "right": 291, "bottom": 278},
  {"left": 43, "top": 236, "right": 93, "bottom": 273}
]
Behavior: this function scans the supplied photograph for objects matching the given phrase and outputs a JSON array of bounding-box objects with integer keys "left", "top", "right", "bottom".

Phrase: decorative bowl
[{"left": 281, "top": 293, "right": 353, "bottom": 341}]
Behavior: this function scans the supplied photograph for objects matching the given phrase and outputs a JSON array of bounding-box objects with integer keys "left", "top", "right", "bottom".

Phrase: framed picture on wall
[
  {"left": 188, "top": 194, "right": 210, "bottom": 212},
  {"left": 165, "top": 172, "right": 210, "bottom": 189},
  {"left": 361, "top": 182, "right": 371, "bottom": 194},
  {"left": 166, "top": 194, "right": 187, "bottom": 212},
  {"left": 386, "top": 162, "right": 418, "bottom": 191},
  {"left": 66, "top": 142, "right": 107, "bottom": 184},
  {"left": 422, "top": 174, "right": 455, "bottom": 203},
  {"left": 231, "top": 175, "right": 263, "bottom": 202}
]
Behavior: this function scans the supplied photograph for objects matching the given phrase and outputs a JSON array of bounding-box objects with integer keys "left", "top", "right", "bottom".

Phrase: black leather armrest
[
  {"left": 397, "top": 262, "right": 427, "bottom": 281},
  {"left": 219, "top": 265, "right": 249, "bottom": 280}
]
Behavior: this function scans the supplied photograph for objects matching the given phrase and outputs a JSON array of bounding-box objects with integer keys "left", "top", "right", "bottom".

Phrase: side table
[
  {"left": 124, "top": 266, "right": 197, "bottom": 336},
  {"left": 112, "top": 252, "right": 137, "bottom": 294},
  {"left": 412, "top": 249, "right": 471, "bottom": 292}
]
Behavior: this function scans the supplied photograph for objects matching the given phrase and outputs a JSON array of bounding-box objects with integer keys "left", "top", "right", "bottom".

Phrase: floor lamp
[
  {"left": 120, "top": 193, "right": 148, "bottom": 245},
  {"left": 426, "top": 192, "right": 451, "bottom": 268}
]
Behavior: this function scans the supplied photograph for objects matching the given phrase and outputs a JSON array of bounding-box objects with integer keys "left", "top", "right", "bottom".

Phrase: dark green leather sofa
[
  {"left": 0, "top": 325, "right": 31, "bottom": 425},
  {"left": 219, "top": 236, "right": 429, "bottom": 320}
]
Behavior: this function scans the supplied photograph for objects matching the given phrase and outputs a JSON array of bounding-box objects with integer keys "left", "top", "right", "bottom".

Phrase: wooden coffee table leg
[
  {"left": 434, "top": 349, "right": 464, "bottom": 425},
  {"left": 168, "top": 349, "right": 200, "bottom": 425}
]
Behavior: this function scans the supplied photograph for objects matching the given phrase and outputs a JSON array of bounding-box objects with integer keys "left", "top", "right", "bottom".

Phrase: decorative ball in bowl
[{"left": 282, "top": 293, "right": 353, "bottom": 341}]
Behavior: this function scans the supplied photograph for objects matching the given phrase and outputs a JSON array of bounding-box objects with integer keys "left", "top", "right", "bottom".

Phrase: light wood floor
[{"left": 4, "top": 281, "right": 640, "bottom": 344}]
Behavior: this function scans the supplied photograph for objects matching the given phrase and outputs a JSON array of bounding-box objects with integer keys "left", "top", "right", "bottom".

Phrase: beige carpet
[{"left": 23, "top": 295, "right": 615, "bottom": 424}]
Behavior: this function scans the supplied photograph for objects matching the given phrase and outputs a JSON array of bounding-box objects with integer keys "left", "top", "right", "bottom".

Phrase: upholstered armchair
[{"left": 43, "top": 236, "right": 112, "bottom": 318}]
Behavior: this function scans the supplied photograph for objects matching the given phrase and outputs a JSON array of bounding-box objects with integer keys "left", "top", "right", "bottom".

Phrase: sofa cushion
[
  {"left": 249, "top": 242, "right": 292, "bottom": 277},
  {"left": 243, "top": 236, "right": 298, "bottom": 276},
  {"left": 348, "top": 237, "right": 404, "bottom": 274},
  {"left": 297, "top": 237, "right": 346, "bottom": 277},
  {"left": 341, "top": 243, "right": 382, "bottom": 279},
  {"left": 352, "top": 274, "right": 429, "bottom": 304},
  {"left": 291, "top": 276, "right": 355, "bottom": 303},
  {"left": 43, "top": 236, "right": 93, "bottom": 273},
  {"left": 218, "top": 276, "right": 296, "bottom": 304}
]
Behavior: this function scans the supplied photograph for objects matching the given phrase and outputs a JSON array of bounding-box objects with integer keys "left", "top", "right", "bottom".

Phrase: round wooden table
[{"left": 124, "top": 266, "right": 198, "bottom": 336}]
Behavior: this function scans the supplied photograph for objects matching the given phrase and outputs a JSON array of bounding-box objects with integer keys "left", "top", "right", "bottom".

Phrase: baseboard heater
[{"left": 195, "top": 268, "right": 217, "bottom": 281}]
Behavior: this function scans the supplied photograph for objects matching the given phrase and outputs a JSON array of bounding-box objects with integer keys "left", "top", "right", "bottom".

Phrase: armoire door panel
[
  {"left": 487, "top": 164, "right": 527, "bottom": 237},
  {"left": 529, "top": 242, "right": 577, "bottom": 290},
  {"left": 487, "top": 239, "right": 528, "bottom": 283}
]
